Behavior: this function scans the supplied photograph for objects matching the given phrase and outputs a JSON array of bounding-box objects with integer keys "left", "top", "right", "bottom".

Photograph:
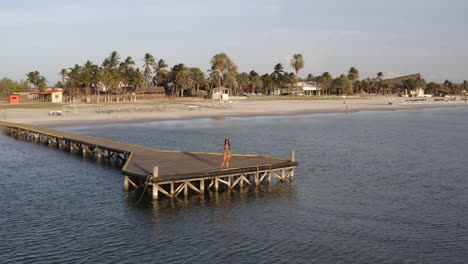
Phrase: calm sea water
[{"left": 1, "top": 108, "right": 468, "bottom": 264}]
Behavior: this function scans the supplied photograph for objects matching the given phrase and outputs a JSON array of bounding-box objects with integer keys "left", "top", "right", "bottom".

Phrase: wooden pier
[{"left": 0, "top": 121, "right": 298, "bottom": 200}]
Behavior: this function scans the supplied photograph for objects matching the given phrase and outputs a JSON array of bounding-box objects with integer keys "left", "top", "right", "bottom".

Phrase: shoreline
[{"left": 1, "top": 97, "right": 467, "bottom": 128}]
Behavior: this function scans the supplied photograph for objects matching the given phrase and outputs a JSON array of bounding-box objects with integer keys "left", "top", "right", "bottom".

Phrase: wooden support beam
[
  {"left": 187, "top": 181, "right": 200, "bottom": 194},
  {"left": 271, "top": 170, "right": 283, "bottom": 181},
  {"left": 208, "top": 179, "right": 214, "bottom": 189},
  {"left": 259, "top": 172, "right": 267, "bottom": 184},
  {"left": 156, "top": 184, "right": 171, "bottom": 198},
  {"left": 184, "top": 181, "right": 188, "bottom": 196},
  {"left": 200, "top": 179, "right": 205, "bottom": 193},
  {"left": 239, "top": 174, "right": 244, "bottom": 187},
  {"left": 152, "top": 184, "right": 158, "bottom": 200},
  {"left": 127, "top": 177, "right": 139, "bottom": 189},
  {"left": 218, "top": 177, "right": 229, "bottom": 186},
  {"left": 174, "top": 182, "right": 185, "bottom": 197},
  {"left": 243, "top": 174, "right": 252, "bottom": 185},
  {"left": 124, "top": 176, "right": 129, "bottom": 191},
  {"left": 231, "top": 175, "right": 243, "bottom": 189}
]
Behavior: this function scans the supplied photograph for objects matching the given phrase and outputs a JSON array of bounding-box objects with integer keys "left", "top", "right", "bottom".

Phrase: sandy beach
[{"left": 1, "top": 97, "right": 467, "bottom": 127}]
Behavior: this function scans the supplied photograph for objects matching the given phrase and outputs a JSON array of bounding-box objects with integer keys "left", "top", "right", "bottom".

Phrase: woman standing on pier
[{"left": 221, "top": 138, "right": 232, "bottom": 168}]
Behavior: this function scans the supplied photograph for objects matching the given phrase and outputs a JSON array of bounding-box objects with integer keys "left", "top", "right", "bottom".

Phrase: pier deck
[{"left": 1, "top": 121, "right": 298, "bottom": 199}]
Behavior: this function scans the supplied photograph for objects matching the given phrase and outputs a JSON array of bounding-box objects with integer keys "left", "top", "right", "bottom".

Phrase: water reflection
[{"left": 124, "top": 181, "right": 296, "bottom": 218}]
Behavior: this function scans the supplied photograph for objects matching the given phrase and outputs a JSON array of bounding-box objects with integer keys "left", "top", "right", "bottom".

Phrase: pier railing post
[
  {"left": 152, "top": 166, "right": 159, "bottom": 200},
  {"left": 290, "top": 150, "right": 296, "bottom": 181}
]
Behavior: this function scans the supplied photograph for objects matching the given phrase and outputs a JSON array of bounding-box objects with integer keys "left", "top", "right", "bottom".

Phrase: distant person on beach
[
  {"left": 221, "top": 138, "right": 232, "bottom": 168},
  {"left": 343, "top": 101, "right": 350, "bottom": 113}
]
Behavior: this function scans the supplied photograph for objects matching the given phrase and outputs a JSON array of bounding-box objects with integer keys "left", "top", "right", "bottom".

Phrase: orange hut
[{"left": 8, "top": 94, "right": 20, "bottom": 104}]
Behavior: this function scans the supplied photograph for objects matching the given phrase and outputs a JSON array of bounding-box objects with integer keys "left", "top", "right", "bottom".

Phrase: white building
[
  {"left": 296, "top": 81, "right": 322, "bottom": 96},
  {"left": 30, "top": 90, "right": 63, "bottom": 103}
]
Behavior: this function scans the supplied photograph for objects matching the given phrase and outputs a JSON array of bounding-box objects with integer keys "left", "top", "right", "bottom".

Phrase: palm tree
[
  {"left": 210, "top": 52, "right": 237, "bottom": 88},
  {"left": 127, "top": 68, "right": 146, "bottom": 98},
  {"left": 118, "top": 56, "right": 136, "bottom": 99},
  {"left": 101, "top": 51, "right": 121, "bottom": 101},
  {"left": 223, "top": 75, "right": 238, "bottom": 95},
  {"left": 190, "top": 68, "right": 206, "bottom": 94},
  {"left": 290, "top": 54, "right": 304, "bottom": 84},
  {"left": 271, "top": 63, "right": 284, "bottom": 94},
  {"left": 376, "top": 72, "right": 384, "bottom": 94},
  {"left": 81, "top": 60, "right": 96, "bottom": 96},
  {"left": 426, "top": 82, "right": 438, "bottom": 95},
  {"left": 335, "top": 74, "right": 353, "bottom": 95},
  {"left": 320, "top": 72, "right": 332, "bottom": 95},
  {"left": 347, "top": 67, "right": 359, "bottom": 94},
  {"left": 142, "top": 53, "right": 156, "bottom": 86},
  {"left": 377, "top": 72, "right": 383, "bottom": 81},
  {"left": 237, "top": 72, "right": 250, "bottom": 94},
  {"left": 103, "top": 51, "right": 120, "bottom": 70},
  {"left": 273, "top": 63, "right": 284, "bottom": 74},
  {"left": 64, "top": 64, "right": 85, "bottom": 100},
  {"left": 210, "top": 53, "right": 228, "bottom": 87},
  {"left": 59, "top": 68, "right": 68, "bottom": 84},
  {"left": 154, "top": 59, "right": 168, "bottom": 85},
  {"left": 208, "top": 70, "right": 220, "bottom": 93},
  {"left": 250, "top": 75, "right": 263, "bottom": 94},
  {"left": 382, "top": 79, "right": 395, "bottom": 94},
  {"left": 175, "top": 68, "right": 190, "bottom": 97},
  {"left": 26, "top": 71, "right": 41, "bottom": 88},
  {"left": 210, "top": 53, "right": 238, "bottom": 95},
  {"left": 89, "top": 65, "right": 102, "bottom": 102},
  {"left": 261, "top": 74, "right": 273, "bottom": 95}
]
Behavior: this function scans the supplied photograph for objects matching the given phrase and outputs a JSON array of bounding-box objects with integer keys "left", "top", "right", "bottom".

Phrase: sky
[{"left": 1, "top": 0, "right": 467, "bottom": 84}]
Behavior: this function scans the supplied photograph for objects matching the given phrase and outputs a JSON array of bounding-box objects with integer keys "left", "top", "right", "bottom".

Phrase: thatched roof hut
[{"left": 385, "top": 73, "right": 421, "bottom": 88}]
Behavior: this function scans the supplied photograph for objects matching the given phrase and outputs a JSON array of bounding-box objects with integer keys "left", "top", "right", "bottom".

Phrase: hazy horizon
[{"left": 1, "top": 0, "right": 467, "bottom": 84}]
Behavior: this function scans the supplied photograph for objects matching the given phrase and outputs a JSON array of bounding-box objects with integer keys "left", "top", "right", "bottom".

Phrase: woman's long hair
[{"left": 224, "top": 138, "right": 231, "bottom": 148}]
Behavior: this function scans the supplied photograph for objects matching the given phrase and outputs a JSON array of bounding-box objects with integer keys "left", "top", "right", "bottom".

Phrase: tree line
[{"left": 1, "top": 51, "right": 467, "bottom": 98}]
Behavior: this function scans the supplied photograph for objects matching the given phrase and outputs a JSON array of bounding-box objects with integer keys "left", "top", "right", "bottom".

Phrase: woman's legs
[
  {"left": 226, "top": 154, "right": 232, "bottom": 168},
  {"left": 221, "top": 153, "right": 227, "bottom": 168}
]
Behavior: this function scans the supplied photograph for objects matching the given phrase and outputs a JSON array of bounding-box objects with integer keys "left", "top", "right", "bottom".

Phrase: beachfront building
[
  {"left": 295, "top": 81, "right": 322, "bottom": 96},
  {"left": 385, "top": 73, "right": 425, "bottom": 96},
  {"left": 30, "top": 90, "right": 63, "bottom": 103},
  {"left": 8, "top": 94, "right": 20, "bottom": 104},
  {"left": 212, "top": 87, "right": 230, "bottom": 106}
]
